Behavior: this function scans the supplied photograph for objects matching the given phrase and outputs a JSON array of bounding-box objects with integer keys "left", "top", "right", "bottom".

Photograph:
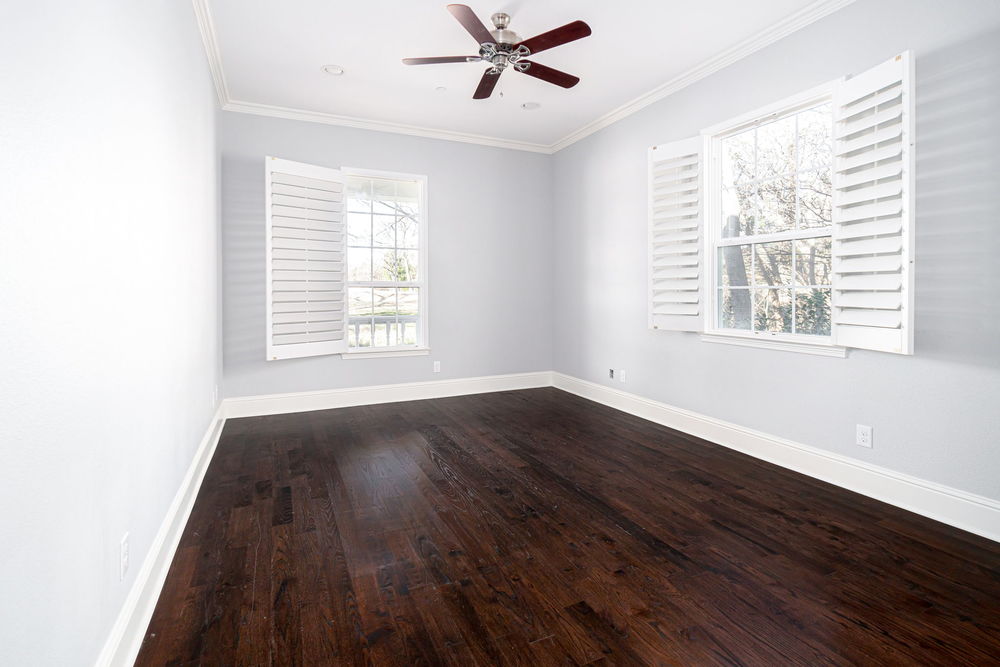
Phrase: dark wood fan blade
[
  {"left": 516, "top": 20, "right": 591, "bottom": 55},
  {"left": 402, "top": 56, "right": 477, "bottom": 65},
  {"left": 447, "top": 4, "right": 495, "bottom": 45},
  {"left": 519, "top": 61, "right": 580, "bottom": 88},
  {"left": 473, "top": 69, "right": 501, "bottom": 99}
]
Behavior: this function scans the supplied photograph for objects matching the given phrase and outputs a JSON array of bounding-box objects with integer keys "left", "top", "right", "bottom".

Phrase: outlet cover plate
[{"left": 856, "top": 424, "right": 873, "bottom": 448}]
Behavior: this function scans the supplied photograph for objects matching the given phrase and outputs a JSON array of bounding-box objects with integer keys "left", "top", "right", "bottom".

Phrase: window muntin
[
  {"left": 345, "top": 174, "right": 425, "bottom": 350},
  {"left": 712, "top": 101, "right": 833, "bottom": 338}
]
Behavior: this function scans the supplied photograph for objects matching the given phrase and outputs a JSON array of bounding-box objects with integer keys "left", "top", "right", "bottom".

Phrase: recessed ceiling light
[
  {"left": 322, "top": 64, "right": 345, "bottom": 76},
  {"left": 521, "top": 102, "right": 541, "bottom": 111}
]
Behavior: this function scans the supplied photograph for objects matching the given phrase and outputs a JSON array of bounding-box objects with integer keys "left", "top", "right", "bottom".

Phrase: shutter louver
[
  {"left": 266, "top": 157, "right": 348, "bottom": 360},
  {"left": 648, "top": 137, "right": 704, "bottom": 332},
  {"left": 831, "top": 52, "right": 915, "bottom": 354}
]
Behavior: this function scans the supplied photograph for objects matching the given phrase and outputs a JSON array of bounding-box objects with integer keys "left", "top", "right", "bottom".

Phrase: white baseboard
[
  {"left": 221, "top": 371, "right": 554, "bottom": 419},
  {"left": 551, "top": 372, "right": 1000, "bottom": 543},
  {"left": 93, "top": 407, "right": 226, "bottom": 667}
]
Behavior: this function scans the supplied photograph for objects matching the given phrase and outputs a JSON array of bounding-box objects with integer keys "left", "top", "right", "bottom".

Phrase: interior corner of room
[{"left": 3, "top": 0, "right": 999, "bottom": 665}]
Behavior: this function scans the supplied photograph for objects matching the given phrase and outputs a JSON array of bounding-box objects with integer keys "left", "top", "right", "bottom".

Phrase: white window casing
[
  {"left": 265, "top": 157, "right": 348, "bottom": 360},
  {"left": 648, "top": 136, "right": 704, "bottom": 332},
  {"left": 831, "top": 52, "right": 915, "bottom": 354}
]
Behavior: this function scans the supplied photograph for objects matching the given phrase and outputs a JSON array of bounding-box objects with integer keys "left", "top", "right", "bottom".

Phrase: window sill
[
  {"left": 700, "top": 333, "right": 846, "bottom": 358},
  {"left": 341, "top": 347, "right": 430, "bottom": 360}
]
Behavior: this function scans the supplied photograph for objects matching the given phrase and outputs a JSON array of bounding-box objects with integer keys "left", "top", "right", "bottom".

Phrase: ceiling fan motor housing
[{"left": 489, "top": 12, "right": 521, "bottom": 45}]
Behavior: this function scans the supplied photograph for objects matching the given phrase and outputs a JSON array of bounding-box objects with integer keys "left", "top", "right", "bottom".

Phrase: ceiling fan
[{"left": 402, "top": 4, "right": 591, "bottom": 100}]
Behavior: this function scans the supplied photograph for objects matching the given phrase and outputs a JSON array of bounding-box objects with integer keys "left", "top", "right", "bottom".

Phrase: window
[
  {"left": 710, "top": 100, "right": 834, "bottom": 340},
  {"left": 265, "top": 158, "right": 428, "bottom": 361},
  {"left": 648, "top": 52, "right": 915, "bottom": 355},
  {"left": 345, "top": 171, "right": 427, "bottom": 351}
]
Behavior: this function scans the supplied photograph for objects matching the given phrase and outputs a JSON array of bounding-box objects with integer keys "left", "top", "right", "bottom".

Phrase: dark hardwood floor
[{"left": 136, "top": 388, "right": 1000, "bottom": 666}]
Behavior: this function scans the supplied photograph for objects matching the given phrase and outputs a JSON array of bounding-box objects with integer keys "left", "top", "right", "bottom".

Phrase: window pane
[
  {"left": 385, "top": 321, "right": 400, "bottom": 347},
  {"left": 347, "top": 212, "right": 371, "bottom": 246},
  {"left": 371, "top": 287, "right": 397, "bottom": 348},
  {"left": 347, "top": 246, "right": 372, "bottom": 281},
  {"left": 754, "top": 241, "right": 792, "bottom": 286},
  {"left": 399, "top": 287, "right": 419, "bottom": 345},
  {"left": 721, "top": 129, "right": 755, "bottom": 184},
  {"left": 372, "top": 248, "right": 395, "bottom": 281},
  {"left": 795, "top": 237, "right": 832, "bottom": 286},
  {"left": 402, "top": 321, "right": 417, "bottom": 346},
  {"left": 719, "top": 288, "right": 751, "bottom": 331},
  {"left": 756, "top": 177, "right": 796, "bottom": 234},
  {"left": 349, "top": 288, "right": 373, "bottom": 348},
  {"left": 721, "top": 183, "right": 755, "bottom": 238},
  {"left": 756, "top": 115, "right": 796, "bottom": 179},
  {"left": 349, "top": 287, "right": 373, "bottom": 318},
  {"left": 798, "top": 169, "right": 832, "bottom": 229},
  {"left": 398, "top": 249, "right": 418, "bottom": 282},
  {"left": 372, "top": 214, "right": 395, "bottom": 247},
  {"left": 345, "top": 172, "right": 422, "bottom": 349},
  {"left": 347, "top": 179, "right": 372, "bottom": 213},
  {"left": 373, "top": 287, "right": 396, "bottom": 317},
  {"left": 372, "top": 178, "right": 397, "bottom": 215},
  {"left": 795, "top": 288, "right": 831, "bottom": 336},
  {"left": 356, "top": 323, "right": 372, "bottom": 348},
  {"left": 397, "top": 215, "right": 419, "bottom": 248},
  {"left": 718, "top": 244, "right": 751, "bottom": 289},
  {"left": 373, "top": 322, "right": 389, "bottom": 347},
  {"left": 797, "top": 104, "right": 832, "bottom": 170},
  {"left": 754, "top": 288, "right": 793, "bottom": 333},
  {"left": 398, "top": 287, "right": 418, "bottom": 315}
]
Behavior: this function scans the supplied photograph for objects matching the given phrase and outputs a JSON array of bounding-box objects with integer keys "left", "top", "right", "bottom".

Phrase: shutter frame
[
  {"left": 648, "top": 136, "right": 705, "bottom": 332},
  {"left": 266, "top": 157, "right": 348, "bottom": 360},
  {"left": 831, "top": 52, "right": 915, "bottom": 354}
]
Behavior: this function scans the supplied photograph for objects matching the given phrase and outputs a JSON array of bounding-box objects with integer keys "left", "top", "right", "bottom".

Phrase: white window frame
[
  {"left": 700, "top": 81, "right": 847, "bottom": 357},
  {"left": 340, "top": 166, "right": 430, "bottom": 359}
]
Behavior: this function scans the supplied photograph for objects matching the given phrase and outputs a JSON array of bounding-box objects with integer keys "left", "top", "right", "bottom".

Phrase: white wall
[
  {"left": 552, "top": 0, "right": 1000, "bottom": 500},
  {"left": 219, "top": 112, "right": 554, "bottom": 398},
  {"left": 0, "top": 1, "right": 220, "bottom": 665}
]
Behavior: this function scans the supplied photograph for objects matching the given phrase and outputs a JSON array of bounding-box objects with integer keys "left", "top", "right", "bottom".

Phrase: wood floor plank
[{"left": 136, "top": 388, "right": 1000, "bottom": 666}]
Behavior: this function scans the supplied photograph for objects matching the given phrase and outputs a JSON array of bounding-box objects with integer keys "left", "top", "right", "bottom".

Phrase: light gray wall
[
  {"left": 552, "top": 0, "right": 1000, "bottom": 500},
  {"left": 0, "top": 1, "right": 220, "bottom": 665},
  {"left": 220, "top": 112, "right": 554, "bottom": 397}
]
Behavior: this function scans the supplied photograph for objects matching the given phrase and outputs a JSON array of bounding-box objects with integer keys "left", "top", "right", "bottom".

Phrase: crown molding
[
  {"left": 190, "top": 0, "right": 229, "bottom": 107},
  {"left": 221, "top": 99, "right": 554, "bottom": 153},
  {"left": 192, "top": 0, "right": 855, "bottom": 155},
  {"left": 547, "top": 0, "right": 858, "bottom": 152}
]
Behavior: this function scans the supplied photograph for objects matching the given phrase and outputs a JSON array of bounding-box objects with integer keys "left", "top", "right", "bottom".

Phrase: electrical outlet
[
  {"left": 433, "top": 361, "right": 441, "bottom": 373},
  {"left": 608, "top": 368, "right": 615, "bottom": 380},
  {"left": 856, "top": 424, "right": 873, "bottom": 448},
  {"left": 120, "top": 532, "right": 130, "bottom": 581},
  {"left": 618, "top": 369, "right": 627, "bottom": 383}
]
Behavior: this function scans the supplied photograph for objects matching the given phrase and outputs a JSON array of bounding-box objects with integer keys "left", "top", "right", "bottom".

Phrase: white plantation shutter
[
  {"left": 266, "top": 157, "right": 348, "bottom": 360},
  {"left": 648, "top": 137, "right": 704, "bottom": 332},
  {"left": 831, "top": 52, "right": 915, "bottom": 354}
]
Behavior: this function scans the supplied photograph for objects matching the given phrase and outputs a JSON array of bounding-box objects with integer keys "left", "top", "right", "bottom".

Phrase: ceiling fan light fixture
[{"left": 321, "top": 64, "right": 345, "bottom": 76}]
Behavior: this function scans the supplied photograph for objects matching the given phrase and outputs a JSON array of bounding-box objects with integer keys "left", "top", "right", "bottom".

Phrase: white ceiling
[{"left": 203, "top": 0, "right": 852, "bottom": 151}]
